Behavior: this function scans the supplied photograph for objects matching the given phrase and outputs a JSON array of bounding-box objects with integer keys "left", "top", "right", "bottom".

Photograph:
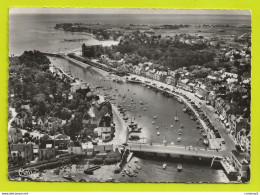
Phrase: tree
[{"left": 60, "top": 107, "right": 72, "bottom": 120}]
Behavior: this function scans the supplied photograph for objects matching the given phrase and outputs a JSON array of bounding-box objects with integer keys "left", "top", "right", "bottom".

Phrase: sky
[{"left": 9, "top": 8, "right": 251, "bottom": 15}]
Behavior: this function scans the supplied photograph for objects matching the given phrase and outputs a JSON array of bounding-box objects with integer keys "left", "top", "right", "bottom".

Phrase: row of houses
[
  {"left": 68, "top": 142, "right": 113, "bottom": 157},
  {"left": 13, "top": 111, "right": 65, "bottom": 134},
  {"left": 8, "top": 131, "right": 114, "bottom": 166}
]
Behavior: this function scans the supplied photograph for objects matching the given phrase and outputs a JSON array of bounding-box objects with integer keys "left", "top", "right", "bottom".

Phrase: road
[
  {"left": 124, "top": 143, "right": 223, "bottom": 158},
  {"left": 176, "top": 89, "right": 236, "bottom": 155}
]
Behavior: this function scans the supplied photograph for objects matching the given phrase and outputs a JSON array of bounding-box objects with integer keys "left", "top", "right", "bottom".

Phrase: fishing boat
[
  {"left": 177, "top": 137, "right": 181, "bottom": 142},
  {"left": 178, "top": 98, "right": 183, "bottom": 103},
  {"left": 129, "top": 134, "right": 140, "bottom": 141},
  {"left": 123, "top": 116, "right": 129, "bottom": 120},
  {"left": 125, "top": 170, "right": 134, "bottom": 177},
  {"left": 157, "top": 132, "right": 160, "bottom": 136},
  {"left": 84, "top": 165, "right": 101, "bottom": 175},
  {"left": 203, "top": 139, "right": 209, "bottom": 146},
  {"left": 163, "top": 163, "right": 167, "bottom": 169},
  {"left": 175, "top": 111, "right": 179, "bottom": 121},
  {"left": 63, "top": 174, "right": 75, "bottom": 180},
  {"left": 177, "top": 164, "right": 183, "bottom": 172}
]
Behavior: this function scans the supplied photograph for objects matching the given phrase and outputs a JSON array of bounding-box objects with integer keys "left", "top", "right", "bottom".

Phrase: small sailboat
[
  {"left": 163, "top": 163, "right": 167, "bottom": 169},
  {"left": 175, "top": 111, "right": 179, "bottom": 121},
  {"left": 177, "top": 164, "right": 183, "bottom": 172},
  {"left": 170, "top": 124, "right": 174, "bottom": 128},
  {"left": 157, "top": 132, "right": 160, "bottom": 136},
  {"left": 203, "top": 139, "right": 209, "bottom": 146},
  {"left": 179, "top": 129, "right": 182, "bottom": 135},
  {"left": 152, "top": 121, "right": 155, "bottom": 124},
  {"left": 154, "top": 115, "right": 157, "bottom": 119},
  {"left": 156, "top": 126, "right": 159, "bottom": 129},
  {"left": 177, "top": 137, "right": 181, "bottom": 142}
]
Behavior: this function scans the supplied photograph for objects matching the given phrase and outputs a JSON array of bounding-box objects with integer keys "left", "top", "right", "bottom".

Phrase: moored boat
[
  {"left": 203, "top": 139, "right": 209, "bottom": 146},
  {"left": 163, "top": 163, "right": 167, "bottom": 169},
  {"left": 63, "top": 174, "right": 75, "bottom": 180},
  {"left": 177, "top": 164, "right": 182, "bottom": 172}
]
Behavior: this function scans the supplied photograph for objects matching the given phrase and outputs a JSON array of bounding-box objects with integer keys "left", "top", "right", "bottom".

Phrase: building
[
  {"left": 93, "top": 143, "right": 113, "bottom": 154},
  {"left": 177, "top": 79, "right": 190, "bottom": 91},
  {"left": 71, "top": 82, "right": 90, "bottom": 93},
  {"left": 55, "top": 134, "right": 70, "bottom": 150},
  {"left": 82, "top": 44, "right": 102, "bottom": 58},
  {"left": 230, "top": 150, "right": 250, "bottom": 182},
  {"left": 46, "top": 117, "right": 61, "bottom": 133},
  {"left": 82, "top": 143, "right": 94, "bottom": 156},
  {"left": 8, "top": 144, "right": 34, "bottom": 165},
  {"left": 68, "top": 142, "right": 82, "bottom": 155},
  {"left": 38, "top": 140, "right": 56, "bottom": 160},
  {"left": 36, "top": 116, "right": 47, "bottom": 131},
  {"left": 8, "top": 128, "right": 23, "bottom": 144},
  {"left": 165, "top": 76, "right": 175, "bottom": 85},
  {"left": 94, "top": 126, "right": 112, "bottom": 141},
  {"left": 14, "top": 111, "right": 28, "bottom": 128},
  {"left": 236, "top": 129, "right": 251, "bottom": 153}
]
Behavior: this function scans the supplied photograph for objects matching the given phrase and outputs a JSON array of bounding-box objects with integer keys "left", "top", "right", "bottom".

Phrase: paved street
[
  {"left": 124, "top": 143, "right": 223, "bottom": 158},
  {"left": 177, "top": 89, "right": 236, "bottom": 155}
]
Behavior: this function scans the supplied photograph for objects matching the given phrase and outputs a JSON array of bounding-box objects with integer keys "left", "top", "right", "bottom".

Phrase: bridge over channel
[{"left": 121, "top": 143, "right": 223, "bottom": 159}]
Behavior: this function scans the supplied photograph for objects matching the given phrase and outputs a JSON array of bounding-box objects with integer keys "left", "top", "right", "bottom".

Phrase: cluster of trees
[
  {"left": 88, "top": 157, "right": 120, "bottom": 165},
  {"left": 104, "top": 31, "right": 215, "bottom": 71},
  {"left": 9, "top": 51, "right": 71, "bottom": 117},
  {"left": 9, "top": 51, "right": 97, "bottom": 141}
]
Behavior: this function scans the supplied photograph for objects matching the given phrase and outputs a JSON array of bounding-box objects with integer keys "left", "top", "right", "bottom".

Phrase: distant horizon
[{"left": 9, "top": 8, "right": 251, "bottom": 16}]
